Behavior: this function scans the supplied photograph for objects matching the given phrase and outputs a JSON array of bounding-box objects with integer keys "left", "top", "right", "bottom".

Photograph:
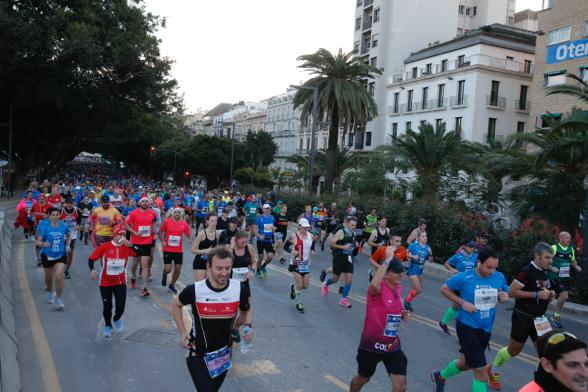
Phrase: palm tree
[
  {"left": 285, "top": 154, "right": 311, "bottom": 189},
  {"left": 315, "top": 146, "right": 359, "bottom": 188},
  {"left": 292, "top": 48, "right": 381, "bottom": 192},
  {"left": 546, "top": 73, "right": 588, "bottom": 103}
]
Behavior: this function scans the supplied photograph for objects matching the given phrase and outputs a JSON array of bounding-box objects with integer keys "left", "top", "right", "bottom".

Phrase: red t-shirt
[
  {"left": 125, "top": 208, "right": 157, "bottom": 245},
  {"left": 371, "top": 245, "right": 408, "bottom": 264},
  {"left": 47, "top": 194, "right": 63, "bottom": 207},
  {"left": 160, "top": 218, "right": 191, "bottom": 253},
  {"left": 31, "top": 202, "right": 53, "bottom": 225},
  {"left": 89, "top": 241, "right": 136, "bottom": 287}
]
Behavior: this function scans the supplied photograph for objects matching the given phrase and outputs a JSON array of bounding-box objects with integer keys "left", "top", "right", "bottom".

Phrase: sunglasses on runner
[{"left": 547, "top": 332, "right": 577, "bottom": 346}]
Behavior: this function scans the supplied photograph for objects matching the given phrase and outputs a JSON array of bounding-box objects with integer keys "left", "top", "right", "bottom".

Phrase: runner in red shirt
[
  {"left": 46, "top": 186, "right": 63, "bottom": 208},
  {"left": 88, "top": 225, "right": 136, "bottom": 338},
  {"left": 159, "top": 208, "right": 192, "bottom": 293},
  {"left": 31, "top": 194, "right": 53, "bottom": 266},
  {"left": 125, "top": 197, "right": 158, "bottom": 296},
  {"left": 369, "top": 233, "right": 408, "bottom": 282}
]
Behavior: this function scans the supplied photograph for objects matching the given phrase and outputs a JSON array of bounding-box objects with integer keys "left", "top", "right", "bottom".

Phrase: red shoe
[
  {"left": 130, "top": 277, "right": 136, "bottom": 289},
  {"left": 486, "top": 365, "right": 502, "bottom": 390},
  {"left": 140, "top": 288, "right": 150, "bottom": 297}
]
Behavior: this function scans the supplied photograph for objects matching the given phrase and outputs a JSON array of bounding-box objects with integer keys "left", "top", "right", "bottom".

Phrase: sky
[{"left": 144, "top": 0, "right": 543, "bottom": 113}]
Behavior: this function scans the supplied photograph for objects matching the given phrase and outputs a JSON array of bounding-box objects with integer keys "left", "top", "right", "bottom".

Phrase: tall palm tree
[
  {"left": 546, "top": 73, "right": 588, "bottom": 103},
  {"left": 292, "top": 48, "right": 381, "bottom": 192},
  {"left": 315, "top": 146, "right": 359, "bottom": 188}
]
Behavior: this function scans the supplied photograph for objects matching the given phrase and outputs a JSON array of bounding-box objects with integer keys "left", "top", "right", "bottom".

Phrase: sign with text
[{"left": 547, "top": 37, "right": 588, "bottom": 64}]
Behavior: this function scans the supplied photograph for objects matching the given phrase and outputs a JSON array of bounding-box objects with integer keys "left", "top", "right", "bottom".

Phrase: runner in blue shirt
[
  {"left": 403, "top": 231, "right": 432, "bottom": 312},
  {"left": 431, "top": 248, "right": 509, "bottom": 392},
  {"left": 36, "top": 207, "right": 71, "bottom": 310},
  {"left": 254, "top": 204, "right": 275, "bottom": 279},
  {"left": 195, "top": 195, "right": 210, "bottom": 232}
]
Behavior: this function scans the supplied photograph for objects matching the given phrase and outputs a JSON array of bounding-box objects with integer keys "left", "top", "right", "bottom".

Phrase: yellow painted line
[
  {"left": 323, "top": 374, "right": 348, "bottom": 391},
  {"left": 267, "top": 264, "right": 539, "bottom": 365},
  {"left": 16, "top": 241, "right": 62, "bottom": 392},
  {"left": 233, "top": 359, "right": 281, "bottom": 376}
]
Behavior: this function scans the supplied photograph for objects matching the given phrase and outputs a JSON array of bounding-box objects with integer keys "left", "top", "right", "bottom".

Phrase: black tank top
[
  {"left": 232, "top": 248, "right": 251, "bottom": 269},
  {"left": 197, "top": 230, "right": 218, "bottom": 260},
  {"left": 375, "top": 227, "right": 390, "bottom": 246}
]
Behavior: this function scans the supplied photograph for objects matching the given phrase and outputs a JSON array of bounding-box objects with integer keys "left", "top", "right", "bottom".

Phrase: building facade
[
  {"left": 233, "top": 111, "right": 267, "bottom": 142},
  {"left": 530, "top": 0, "right": 588, "bottom": 129},
  {"left": 353, "top": 0, "right": 516, "bottom": 149},
  {"left": 387, "top": 24, "right": 536, "bottom": 143}
]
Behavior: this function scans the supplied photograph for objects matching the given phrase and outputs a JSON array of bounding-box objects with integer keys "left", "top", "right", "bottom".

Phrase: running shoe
[
  {"left": 261, "top": 267, "right": 268, "bottom": 279},
  {"left": 140, "top": 288, "right": 151, "bottom": 297},
  {"left": 486, "top": 365, "right": 502, "bottom": 390},
  {"left": 161, "top": 274, "right": 167, "bottom": 287},
  {"left": 37, "top": 259, "right": 42, "bottom": 268},
  {"left": 338, "top": 286, "right": 344, "bottom": 294},
  {"left": 403, "top": 299, "right": 414, "bottom": 312},
  {"left": 321, "top": 282, "right": 329, "bottom": 297},
  {"left": 54, "top": 298, "right": 65, "bottom": 311},
  {"left": 438, "top": 321, "right": 450, "bottom": 336},
  {"left": 368, "top": 269, "right": 374, "bottom": 282},
  {"left": 290, "top": 284, "right": 296, "bottom": 300},
  {"left": 338, "top": 298, "right": 352, "bottom": 308},
  {"left": 319, "top": 269, "right": 326, "bottom": 283},
  {"left": 168, "top": 284, "right": 177, "bottom": 294},
  {"left": 103, "top": 326, "right": 112, "bottom": 338},
  {"left": 296, "top": 303, "right": 305, "bottom": 313},
  {"left": 551, "top": 315, "right": 563, "bottom": 329},
  {"left": 46, "top": 292, "right": 55, "bottom": 304},
  {"left": 255, "top": 270, "right": 262, "bottom": 279},
  {"left": 130, "top": 276, "right": 136, "bottom": 289},
  {"left": 64, "top": 268, "right": 71, "bottom": 279},
  {"left": 279, "top": 257, "right": 286, "bottom": 264},
  {"left": 114, "top": 319, "right": 123, "bottom": 333},
  {"left": 430, "top": 370, "right": 445, "bottom": 392}
]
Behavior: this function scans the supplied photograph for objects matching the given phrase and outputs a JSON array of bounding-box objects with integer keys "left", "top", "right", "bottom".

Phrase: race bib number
[
  {"left": 138, "top": 225, "right": 151, "bottom": 237},
  {"left": 249, "top": 207, "right": 257, "bottom": 214},
  {"left": 98, "top": 216, "right": 111, "bottom": 226},
  {"left": 534, "top": 316, "right": 552, "bottom": 337},
  {"left": 356, "top": 229, "right": 364, "bottom": 236},
  {"left": 168, "top": 235, "right": 181, "bottom": 247},
  {"left": 298, "top": 261, "right": 310, "bottom": 273},
  {"left": 474, "top": 288, "right": 498, "bottom": 311},
  {"left": 204, "top": 346, "right": 232, "bottom": 379},
  {"left": 106, "top": 259, "right": 125, "bottom": 276},
  {"left": 232, "top": 267, "right": 249, "bottom": 282},
  {"left": 384, "top": 314, "right": 401, "bottom": 337},
  {"left": 263, "top": 224, "right": 273, "bottom": 234},
  {"left": 559, "top": 265, "right": 570, "bottom": 278},
  {"left": 52, "top": 238, "right": 61, "bottom": 253}
]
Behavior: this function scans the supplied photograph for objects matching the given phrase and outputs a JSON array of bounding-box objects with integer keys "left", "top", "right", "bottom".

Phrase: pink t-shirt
[
  {"left": 359, "top": 282, "right": 403, "bottom": 354},
  {"left": 160, "top": 218, "right": 191, "bottom": 253},
  {"left": 126, "top": 208, "right": 157, "bottom": 245}
]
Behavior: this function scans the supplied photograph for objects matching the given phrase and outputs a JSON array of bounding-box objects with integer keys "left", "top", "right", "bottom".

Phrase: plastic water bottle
[{"left": 240, "top": 326, "right": 251, "bottom": 353}]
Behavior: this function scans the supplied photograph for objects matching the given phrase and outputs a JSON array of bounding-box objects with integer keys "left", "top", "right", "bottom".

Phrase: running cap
[
  {"left": 100, "top": 195, "right": 110, "bottom": 203},
  {"left": 112, "top": 225, "right": 126, "bottom": 235},
  {"left": 386, "top": 257, "right": 406, "bottom": 273},
  {"left": 262, "top": 203, "right": 271, "bottom": 209},
  {"left": 537, "top": 331, "right": 587, "bottom": 363},
  {"left": 465, "top": 240, "right": 477, "bottom": 248},
  {"left": 298, "top": 218, "right": 311, "bottom": 228}
]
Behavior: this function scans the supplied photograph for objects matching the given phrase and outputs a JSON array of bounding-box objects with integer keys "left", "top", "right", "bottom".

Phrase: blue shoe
[
  {"left": 54, "top": 298, "right": 64, "bottom": 311},
  {"left": 114, "top": 319, "right": 123, "bottom": 333},
  {"left": 46, "top": 292, "right": 55, "bottom": 304},
  {"left": 103, "top": 326, "right": 112, "bottom": 338},
  {"left": 430, "top": 370, "right": 445, "bottom": 392},
  {"left": 551, "top": 315, "right": 563, "bottom": 329}
]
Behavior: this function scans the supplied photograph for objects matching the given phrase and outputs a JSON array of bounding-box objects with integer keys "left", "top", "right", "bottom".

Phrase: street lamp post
[{"left": 290, "top": 85, "right": 318, "bottom": 197}]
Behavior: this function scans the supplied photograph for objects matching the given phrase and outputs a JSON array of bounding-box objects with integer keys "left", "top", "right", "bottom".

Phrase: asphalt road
[{"left": 9, "top": 211, "right": 588, "bottom": 391}]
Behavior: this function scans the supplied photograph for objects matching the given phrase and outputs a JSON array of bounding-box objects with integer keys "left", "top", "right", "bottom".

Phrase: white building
[
  {"left": 353, "top": 0, "right": 516, "bottom": 149},
  {"left": 211, "top": 101, "right": 267, "bottom": 138},
  {"left": 387, "top": 24, "right": 536, "bottom": 143}
]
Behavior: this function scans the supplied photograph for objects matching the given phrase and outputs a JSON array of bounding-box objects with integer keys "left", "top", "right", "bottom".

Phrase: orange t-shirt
[{"left": 371, "top": 245, "right": 408, "bottom": 264}]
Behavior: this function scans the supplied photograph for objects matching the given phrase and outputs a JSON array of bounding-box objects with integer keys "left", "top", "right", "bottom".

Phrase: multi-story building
[
  {"left": 353, "top": 0, "right": 516, "bottom": 149},
  {"left": 513, "top": 9, "right": 539, "bottom": 32},
  {"left": 233, "top": 111, "right": 267, "bottom": 142},
  {"left": 264, "top": 90, "right": 302, "bottom": 170},
  {"left": 201, "top": 103, "right": 233, "bottom": 136},
  {"left": 530, "top": 0, "right": 588, "bottom": 129},
  {"left": 387, "top": 24, "right": 536, "bottom": 143}
]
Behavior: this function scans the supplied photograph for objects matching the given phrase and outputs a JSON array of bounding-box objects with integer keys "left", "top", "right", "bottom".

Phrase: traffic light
[
  {"left": 149, "top": 146, "right": 156, "bottom": 157},
  {"left": 184, "top": 171, "right": 190, "bottom": 177}
]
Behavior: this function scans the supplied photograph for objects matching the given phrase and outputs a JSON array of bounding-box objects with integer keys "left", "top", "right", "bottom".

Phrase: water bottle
[{"left": 240, "top": 326, "right": 251, "bottom": 353}]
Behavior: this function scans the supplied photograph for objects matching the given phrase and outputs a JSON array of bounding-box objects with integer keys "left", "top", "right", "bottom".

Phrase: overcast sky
[{"left": 144, "top": 0, "right": 543, "bottom": 113}]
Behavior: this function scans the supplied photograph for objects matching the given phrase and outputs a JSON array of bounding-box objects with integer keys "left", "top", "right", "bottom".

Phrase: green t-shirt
[{"left": 548, "top": 243, "right": 575, "bottom": 280}]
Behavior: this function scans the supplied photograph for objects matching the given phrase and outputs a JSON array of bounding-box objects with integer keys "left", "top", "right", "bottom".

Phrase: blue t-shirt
[
  {"left": 184, "top": 195, "right": 195, "bottom": 208},
  {"left": 256, "top": 214, "right": 275, "bottom": 243},
  {"left": 448, "top": 251, "right": 478, "bottom": 273},
  {"left": 196, "top": 200, "right": 209, "bottom": 218},
  {"left": 37, "top": 221, "right": 69, "bottom": 259},
  {"left": 446, "top": 270, "right": 509, "bottom": 333},
  {"left": 216, "top": 201, "right": 227, "bottom": 216},
  {"left": 163, "top": 199, "right": 173, "bottom": 213},
  {"left": 407, "top": 242, "right": 432, "bottom": 275}
]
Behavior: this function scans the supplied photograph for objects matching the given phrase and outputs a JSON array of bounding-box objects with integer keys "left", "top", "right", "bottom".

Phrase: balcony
[
  {"left": 413, "top": 101, "right": 430, "bottom": 112},
  {"left": 486, "top": 95, "right": 506, "bottom": 109},
  {"left": 296, "top": 148, "right": 309, "bottom": 155},
  {"left": 515, "top": 100, "right": 530, "bottom": 113},
  {"left": 387, "top": 104, "right": 404, "bottom": 116},
  {"left": 362, "top": 16, "right": 372, "bottom": 31},
  {"left": 364, "top": 0, "right": 373, "bottom": 6},
  {"left": 450, "top": 95, "right": 468, "bottom": 108},
  {"left": 429, "top": 98, "right": 448, "bottom": 111}
]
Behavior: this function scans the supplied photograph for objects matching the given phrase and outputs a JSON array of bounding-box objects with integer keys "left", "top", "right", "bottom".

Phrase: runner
[
  {"left": 14, "top": 191, "right": 37, "bottom": 241},
  {"left": 219, "top": 217, "right": 239, "bottom": 246},
  {"left": 31, "top": 194, "right": 53, "bottom": 266},
  {"left": 368, "top": 234, "right": 408, "bottom": 282},
  {"left": 243, "top": 194, "right": 258, "bottom": 230},
  {"left": 171, "top": 246, "right": 253, "bottom": 391},
  {"left": 60, "top": 197, "right": 81, "bottom": 279},
  {"left": 438, "top": 240, "right": 479, "bottom": 336},
  {"left": 349, "top": 250, "right": 409, "bottom": 392},
  {"left": 487, "top": 242, "right": 556, "bottom": 390},
  {"left": 191, "top": 214, "right": 221, "bottom": 282},
  {"left": 159, "top": 207, "right": 193, "bottom": 293},
  {"left": 36, "top": 207, "right": 71, "bottom": 310},
  {"left": 77, "top": 193, "right": 95, "bottom": 245},
  {"left": 194, "top": 193, "right": 210, "bottom": 232},
  {"left": 274, "top": 204, "right": 289, "bottom": 264},
  {"left": 253, "top": 204, "right": 275, "bottom": 279},
  {"left": 90, "top": 195, "right": 122, "bottom": 248},
  {"left": 355, "top": 208, "right": 367, "bottom": 254},
  {"left": 47, "top": 185, "right": 64, "bottom": 209},
  {"left": 367, "top": 216, "right": 390, "bottom": 255},
  {"left": 364, "top": 209, "right": 378, "bottom": 252},
  {"left": 548, "top": 231, "right": 582, "bottom": 329},
  {"left": 217, "top": 208, "right": 230, "bottom": 231},
  {"left": 321, "top": 216, "right": 358, "bottom": 308},
  {"left": 287, "top": 218, "right": 315, "bottom": 313},
  {"left": 125, "top": 197, "right": 158, "bottom": 297},
  {"left": 88, "top": 224, "right": 136, "bottom": 337},
  {"left": 403, "top": 231, "right": 433, "bottom": 312},
  {"left": 431, "top": 248, "right": 509, "bottom": 392},
  {"left": 324, "top": 202, "right": 339, "bottom": 251},
  {"left": 230, "top": 230, "right": 256, "bottom": 287},
  {"left": 406, "top": 218, "right": 427, "bottom": 245},
  {"left": 315, "top": 202, "right": 328, "bottom": 250}
]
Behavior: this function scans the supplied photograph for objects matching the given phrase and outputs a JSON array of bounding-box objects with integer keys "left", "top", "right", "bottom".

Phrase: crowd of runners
[{"left": 12, "top": 175, "right": 588, "bottom": 392}]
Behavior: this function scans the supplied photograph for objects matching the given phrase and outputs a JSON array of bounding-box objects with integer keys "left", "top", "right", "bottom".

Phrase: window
[
  {"left": 393, "top": 92, "right": 400, "bottom": 113},
  {"left": 457, "top": 80, "right": 465, "bottom": 105},
  {"left": 487, "top": 118, "right": 497, "bottom": 143},
  {"left": 517, "top": 121, "right": 525, "bottom": 134},
  {"left": 365, "top": 132, "right": 372, "bottom": 146},
  {"left": 458, "top": 5, "right": 465, "bottom": 14},
  {"left": 421, "top": 87, "right": 428, "bottom": 109},
  {"left": 392, "top": 123, "right": 398, "bottom": 140},
  {"left": 519, "top": 85, "right": 528, "bottom": 110},
  {"left": 544, "top": 71, "right": 566, "bottom": 87},
  {"left": 355, "top": 17, "right": 361, "bottom": 31},
  {"left": 357, "top": 0, "right": 362, "bottom": 6},
  {"left": 473, "top": 6, "right": 477, "bottom": 15},
  {"left": 348, "top": 133, "right": 354, "bottom": 147},
  {"left": 455, "top": 117, "right": 463, "bottom": 136},
  {"left": 465, "top": 7, "right": 471, "bottom": 15},
  {"left": 368, "top": 82, "right": 375, "bottom": 96},
  {"left": 582, "top": 66, "right": 588, "bottom": 83},
  {"left": 507, "top": 16, "right": 514, "bottom": 25},
  {"left": 547, "top": 26, "right": 571, "bottom": 45},
  {"left": 541, "top": 113, "right": 562, "bottom": 128},
  {"left": 353, "top": 41, "right": 360, "bottom": 53},
  {"left": 425, "top": 63, "right": 432, "bottom": 74},
  {"left": 412, "top": 67, "right": 418, "bottom": 78},
  {"left": 524, "top": 60, "right": 532, "bottom": 73},
  {"left": 490, "top": 80, "right": 500, "bottom": 106},
  {"left": 374, "top": 8, "right": 380, "bottom": 22},
  {"left": 406, "top": 122, "right": 412, "bottom": 132},
  {"left": 420, "top": 120, "right": 427, "bottom": 127},
  {"left": 457, "top": 55, "right": 466, "bottom": 67},
  {"left": 299, "top": 138, "right": 304, "bottom": 149},
  {"left": 585, "top": 21, "right": 588, "bottom": 36},
  {"left": 372, "top": 34, "right": 378, "bottom": 48},
  {"left": 435, "top": 119, "right": 443, "bottom": 129},
  {"left": 437, "top": 84, "right": 445, "bottom": 107},
  {"left": 441, "top": 59, "right": 448, "bottom": 72},
  {"left": 306, "top": 138, "right": 310, "bottom": 149},
  {"left": 370, "top": 57, "right": 377, "bottom": 66},
  {"left": 407, "top": 90, "right": 414, "bottom": 112},
  {"left": 506, "top": 56, "right": 514, "bottom": 61}
]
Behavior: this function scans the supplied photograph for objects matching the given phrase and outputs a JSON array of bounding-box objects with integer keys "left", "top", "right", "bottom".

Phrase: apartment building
[
  {"left": 530, "top": 0, "right": 588, "bottom": 129},
  {"left": 353, "top": 0, "right": 516, "bottom": 148},
  {"left": 387, "top": 24, "right": 536, "bottom": 143},
  {"left": 233, "top": 111, "right": 267, "bottom": 142}
]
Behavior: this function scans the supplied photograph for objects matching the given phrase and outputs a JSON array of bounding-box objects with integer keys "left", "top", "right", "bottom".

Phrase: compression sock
[
  {"left": 554, "top": 312, "right": 561, "bottom": 318},
  {"left": 441, "top": 307, "right": 457, "bottom": 325},
  {"left": 492, "top": 347, "right": 512, "bottom": 372},
  {"left": 342, "top": 284, "right": 351, "bottom": 298},
  {"left": 472, "top": 378, "right": 487, "bottom": 392},
  {"left": 294, "top": 288, "right": 301, "bottom": 296},
  {"left": 325, "top": 278, "right": 334, "bottom": 287},
  {"left": 406, "top": 289, "right": 417, "bottom": 303},
  {"left": 440, "top": 359, "right": 462, "bottom": 380}
]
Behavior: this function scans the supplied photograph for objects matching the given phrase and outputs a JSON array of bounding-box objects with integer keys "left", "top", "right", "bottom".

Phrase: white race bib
[
  {"left": 106, "top": 259, "right": 125, "bottom": 276},
  {"left": 263, "top": 223, "right": 273, "bottom": 234},
  {"left": 534, "top": 316, "right": 552, "bottom": 337},
  {"left": 474, "top": 288, "right": 498, "bottom": 311},
  {"left": 138, "top": 225, "right": 151, "bottom": 237},
  {"left": 384, "top": 314, "right": 401, "bottom": 337},
  {"left": 232, "top": 267, "right": 249, "bottom": 282},
  {"left": 298, "top": 261, "right": 310, "bottom": 273},
  {"left": 168, "top": 235, "right": 181, "bottom": 247},
  {"left": 559, "top": 265, "right": 570, "bottom": 278}
]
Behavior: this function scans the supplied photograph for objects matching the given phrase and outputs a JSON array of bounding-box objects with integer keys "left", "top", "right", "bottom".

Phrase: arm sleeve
[
  {"left": 239, "top": 282, "right": 251, "bottom": 311},
  {"left": 177, "top": 284, "right": 196, "bottom": 306}
]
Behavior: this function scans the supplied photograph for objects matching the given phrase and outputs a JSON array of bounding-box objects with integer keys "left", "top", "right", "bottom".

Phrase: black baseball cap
[
  {"left": 100, "top": 195, "right": 110, "bottom": 203},
  {"left": 387, "top": 257, "right": 406, "bottom": 273},
  {"left": 228, "top": 217, "right": 238, "bottom": 224},
  {"left": 64, "top": 197, "right": 74, "bottom": 203}
]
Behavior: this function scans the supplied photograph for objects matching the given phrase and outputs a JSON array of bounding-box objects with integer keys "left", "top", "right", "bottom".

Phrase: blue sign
[{"left": 547, "top": 37, "right": 588, "bottom": 64}]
